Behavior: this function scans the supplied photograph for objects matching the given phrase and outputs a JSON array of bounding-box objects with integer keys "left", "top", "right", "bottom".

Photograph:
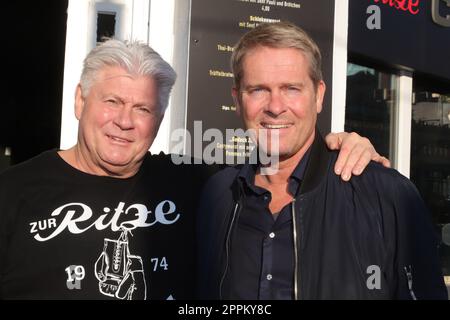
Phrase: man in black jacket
[{"left": 197, "top": 22, "right": 447, "bottom": 300}]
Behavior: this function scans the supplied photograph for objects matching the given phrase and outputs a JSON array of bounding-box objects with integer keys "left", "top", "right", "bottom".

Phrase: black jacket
[{"left": 197, "top": 133, "right": 447, "bottom": 299}]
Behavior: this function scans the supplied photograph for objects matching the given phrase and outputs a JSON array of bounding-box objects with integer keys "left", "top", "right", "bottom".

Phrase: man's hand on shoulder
[{"left": 325, "top": 132, "right": 391, "bottom": 181}]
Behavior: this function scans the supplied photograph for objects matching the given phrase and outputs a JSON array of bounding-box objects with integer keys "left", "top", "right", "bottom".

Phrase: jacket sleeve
[
  {"left": 389, "top": 174, "right": 448, "bottom": 299},
  {"left": 195, "top": 167, "right": 238, "bottom": 299}
]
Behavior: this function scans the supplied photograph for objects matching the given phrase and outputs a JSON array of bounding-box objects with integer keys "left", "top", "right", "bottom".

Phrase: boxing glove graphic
[
  {"left": 116, "top": 255, "right": 146, "bottom": 300},
  {"left": 95, "top": 230, "right": 147, "bottom": 299}
]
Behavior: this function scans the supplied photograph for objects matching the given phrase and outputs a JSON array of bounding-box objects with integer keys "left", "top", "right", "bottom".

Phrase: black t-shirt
[{"left": 0, "top": 150, "right": 215, "bottom": 299}]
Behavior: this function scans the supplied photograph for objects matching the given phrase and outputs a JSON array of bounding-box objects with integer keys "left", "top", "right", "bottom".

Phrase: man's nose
[
  {"left": 265, "top": 90, "right": 287, "bottom": 116},
  {"left": 114, "top": 106, "right": 134, "bottom": 130}
]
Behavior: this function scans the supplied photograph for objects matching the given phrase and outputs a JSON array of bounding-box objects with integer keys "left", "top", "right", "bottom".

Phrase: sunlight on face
[{"left": 75, "top": 66, "right": 163, "bottom": 177}]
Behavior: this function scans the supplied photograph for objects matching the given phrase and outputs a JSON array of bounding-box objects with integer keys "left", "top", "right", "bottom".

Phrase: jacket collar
[{"left": 299, "top": 130, "right": 331, "bottom": 194}]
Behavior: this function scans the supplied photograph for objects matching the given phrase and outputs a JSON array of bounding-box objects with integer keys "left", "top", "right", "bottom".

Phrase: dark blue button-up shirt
[{"left": 226, "top": 149, "right": 311, "bottom": 299}]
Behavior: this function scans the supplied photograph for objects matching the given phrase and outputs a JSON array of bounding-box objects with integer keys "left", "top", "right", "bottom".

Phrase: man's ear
[
  {"left": 231, "top": 87, "right": 241, "bottom": 117},
  {"left": 315, "top": 80, "right": 326, "bottom": 114},
  {"left": 74, "top": 84, "right": 85, "bottom": 120}
]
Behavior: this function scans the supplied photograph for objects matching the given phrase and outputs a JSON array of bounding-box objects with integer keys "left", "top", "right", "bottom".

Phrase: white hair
[{"left": 80, "top": 39, "right": 176, "bottom": 112}]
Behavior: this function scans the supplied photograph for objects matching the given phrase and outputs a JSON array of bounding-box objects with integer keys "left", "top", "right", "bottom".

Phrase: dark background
[
  {"left": 2, "top": 1, "right": 68, "bottom": 167},
  {"left": 349, "top": 0, "right": 450, "bottom": 80}
]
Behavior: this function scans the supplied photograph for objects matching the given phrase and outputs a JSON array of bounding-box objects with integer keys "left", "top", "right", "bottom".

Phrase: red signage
[{"left": 373, "top": 0, "right": 420, "bottom": 15}]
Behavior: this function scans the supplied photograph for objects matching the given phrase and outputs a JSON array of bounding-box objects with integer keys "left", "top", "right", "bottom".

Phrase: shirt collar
[
  {"left": 287, "top": 146, "right": 311, "bottom": 196},
  {"left": 237, "top": 146, "right": 312, "bottom": 197}
]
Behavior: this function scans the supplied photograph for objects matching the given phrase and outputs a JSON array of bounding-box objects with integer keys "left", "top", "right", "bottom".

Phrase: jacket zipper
[
  {"left": 219, "top": 202, "right": 240, "bottom": 299},
  {"left": 291, "top": 198, "right": 300, "bottom": 300},
  {"left": 404, "top": 265, "right": 417, "bottom": 300}
]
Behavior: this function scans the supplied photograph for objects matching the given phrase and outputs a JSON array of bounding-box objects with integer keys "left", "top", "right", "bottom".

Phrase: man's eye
[
  {"left": 248, "top": 88, "right": 268, "bottom": 97},
  {"left": 106, "top": 99, "right": 117, "bottom": 105},
  {"left": 138, "top": 107, "right": 150, "bottom": 113},
  {"left": 136, "top": 106, "right": 157, "bottom": 115},
  {"left": 250, "top": 88, "right": 265, "bottom": 93},
  {"left": 283, "top": 86, "right": 302, "bottom": 97}
]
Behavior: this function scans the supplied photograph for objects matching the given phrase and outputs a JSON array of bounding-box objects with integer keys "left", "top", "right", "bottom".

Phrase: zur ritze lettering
[
  {"left": 373, "top": 0, "right": 420, "bottom": 15},
  {"left": 29, "top": 200, "right": 180, "bottom": 241},
  {"left": 369, "top": 0, "right": 450, "bottom": 28}
]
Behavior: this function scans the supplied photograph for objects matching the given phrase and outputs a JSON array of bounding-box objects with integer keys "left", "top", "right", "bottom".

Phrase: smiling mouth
[
  {"left": 261, "top": 123, "right": 293, "bottom": 129},
  {"left": 107, "top": 134, "right": 133, "bottom": 143}
]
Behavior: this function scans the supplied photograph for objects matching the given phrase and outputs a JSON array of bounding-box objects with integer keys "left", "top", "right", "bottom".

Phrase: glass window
[
  {"left": 411, "top": 76, "right": 450, "bottom": 283},
  {"left": 345, "top": 63, "right": 398, "bottom": 161},
  {"left": 96, "top": 11, "right": 116, "bottom": 43}
]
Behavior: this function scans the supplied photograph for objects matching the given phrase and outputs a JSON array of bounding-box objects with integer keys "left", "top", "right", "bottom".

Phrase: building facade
[{"left": 2, "top": 0, "right": 449, "bottom": 295}]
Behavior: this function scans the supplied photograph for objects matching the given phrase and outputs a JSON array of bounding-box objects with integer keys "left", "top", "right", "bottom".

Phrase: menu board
[{"left": 186, "top": 0, "right": 335, "bottom": 160}]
